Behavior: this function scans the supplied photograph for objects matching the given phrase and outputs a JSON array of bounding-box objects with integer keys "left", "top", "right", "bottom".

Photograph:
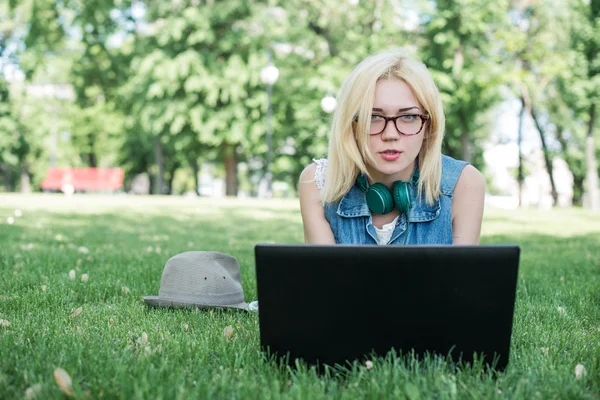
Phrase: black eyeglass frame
[{"left": 365, "top": 114, "right": 431, "bottom": 136}]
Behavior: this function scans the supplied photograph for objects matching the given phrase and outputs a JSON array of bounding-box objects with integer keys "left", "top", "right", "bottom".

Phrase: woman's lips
[{"left": 379, "top": 150, "right": 402, "bottom": 161}]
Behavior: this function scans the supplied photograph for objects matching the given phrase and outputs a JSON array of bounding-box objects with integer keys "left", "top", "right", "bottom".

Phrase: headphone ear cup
[
  {"left": 366, "top": 183, "right": 395, "bottom": 214},
  {"left": 392, "top": 181, "right": 412, "bottom": 215}
]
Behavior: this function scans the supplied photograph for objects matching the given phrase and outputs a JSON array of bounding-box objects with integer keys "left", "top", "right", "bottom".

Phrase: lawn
[{"left": 1, "top": 194, "right": 598, "bottom": 399}]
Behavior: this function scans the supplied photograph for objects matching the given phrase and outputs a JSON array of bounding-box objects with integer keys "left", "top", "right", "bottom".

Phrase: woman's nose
[{"left": 380, "top": 120, "right": 399, "bottom": 140}]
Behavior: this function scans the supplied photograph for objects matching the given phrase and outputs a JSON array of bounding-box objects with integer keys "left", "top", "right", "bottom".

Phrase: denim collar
[{"left": 337, "top": 183, "right": 441, "bottom": 223}]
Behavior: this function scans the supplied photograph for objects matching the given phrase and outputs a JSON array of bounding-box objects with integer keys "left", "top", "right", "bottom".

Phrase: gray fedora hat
[{"left": 143, "top": 251, "right": 249, "bottom": 310}]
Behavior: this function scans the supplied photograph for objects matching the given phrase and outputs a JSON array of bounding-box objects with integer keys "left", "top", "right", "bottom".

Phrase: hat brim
[{"left": 143, "top": 296, "right": 249, "bottom": 311}]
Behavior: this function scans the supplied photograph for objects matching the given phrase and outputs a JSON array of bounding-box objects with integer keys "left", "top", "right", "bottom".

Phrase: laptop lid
[{"left": 255, "top": 244, "right": 520, "bottom": 371}]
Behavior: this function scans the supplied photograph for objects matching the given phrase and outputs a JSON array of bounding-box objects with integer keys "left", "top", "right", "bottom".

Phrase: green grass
[{"left": 1, "top": 194, "right": 598, "bottom": 399}]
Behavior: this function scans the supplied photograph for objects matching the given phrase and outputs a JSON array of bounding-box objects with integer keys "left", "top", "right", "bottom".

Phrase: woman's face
[{"left": 365, "top": 78, "right": 425, "bottom": 184}]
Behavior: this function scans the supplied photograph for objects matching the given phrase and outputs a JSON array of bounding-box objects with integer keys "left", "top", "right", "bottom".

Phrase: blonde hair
[{"left": 321, "top": 48, "right": 445, "bottom": 205}]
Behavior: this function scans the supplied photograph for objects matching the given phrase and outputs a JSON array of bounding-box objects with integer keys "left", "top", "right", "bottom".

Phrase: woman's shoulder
[
  {"left": 440, "top": 155, "right": 471, "bottom": 193},
  {"left": 440, "top": 155, "right": 484, "bottom": 194},
  {"left": 299, "top": 158, "right": 327, "bottom": 190}
]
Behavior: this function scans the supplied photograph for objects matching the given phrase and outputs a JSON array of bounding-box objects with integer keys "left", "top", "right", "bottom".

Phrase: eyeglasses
[{"left": 366, "top": 113, "right": 430, "bottom": 136}]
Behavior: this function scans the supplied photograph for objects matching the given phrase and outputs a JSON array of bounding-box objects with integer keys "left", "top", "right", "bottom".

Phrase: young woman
[{"left": 299, "top": 49, "right": 485, "bottom": 245}]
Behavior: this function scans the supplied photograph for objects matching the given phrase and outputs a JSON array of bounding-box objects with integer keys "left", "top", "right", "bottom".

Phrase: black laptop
[{"left": 254, "top": 244, "right": 520, "bottom": 371}]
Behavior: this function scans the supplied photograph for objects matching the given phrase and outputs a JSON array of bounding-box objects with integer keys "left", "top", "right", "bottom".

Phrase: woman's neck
[{"left": 367, "top": 164, "right": 416, "bottom": 188}]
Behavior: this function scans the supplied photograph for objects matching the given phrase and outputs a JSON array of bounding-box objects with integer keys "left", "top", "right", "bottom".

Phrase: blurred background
[{"left": 0, "top": 0, "right": 598, "bottom": 210}]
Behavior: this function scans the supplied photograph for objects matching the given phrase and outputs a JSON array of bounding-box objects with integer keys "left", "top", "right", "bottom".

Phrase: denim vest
[{"left": 323, "top": 155, "right": 469, "bottom": 245}]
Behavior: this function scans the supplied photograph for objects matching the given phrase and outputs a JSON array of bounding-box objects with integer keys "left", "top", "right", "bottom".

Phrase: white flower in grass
[
  {"left": 68, "top": 270, "right": 76, "bottom": 280},
  {"left": 557, "top": 306, "right": 566, "bottom": 315},
  {"left": 541, "top": 347, "right": 549, "bottom": 355},
  {"left": 14, "top": 209, "right": 22, "bottom": 217},
  {"left": 155, "top": 246, "right": 161, "bottom": 254},
  {"left": 146, "top": 246, "right": 153, "bottom": 252},
  {"left": 7, "top": 216, "right": 14, "bottom": 225},
  {"left": 0, "top": 319, "right": 11, "bottom": 327},
  {"left": 138, "top": 332, "right": 148, "bottom": 344},
  {"left": 53, "top": 368, "right": 74, "bottom": 397},
  {"left": 78, "top": 246, "right": 89, "bottom": 254},
  {"left": 560, "top": 276, "right": 565, "bottom": 282},
  {"left": 575, "top": 364, "right": 586, "bottom": 380},
  {"left": 365, "top": 360, "right": 373, "bottom": 370},
  {"left": 121, "top": 286, "right": 130, "bottom": 295},
  {"left": 41, "top": 285, "right": 47, "bottom": 292},
  {"left": 183, "top": 323, "right": 189, "bottom": 332},
  {"left": 55, "top": 234, "right": 63, "bottom": 241},
  {"left": 81, "top": 273, "right": 89, "bottom": 282},
  {"left": 24, "top": 383, "right": 41, "bottom": 399}
]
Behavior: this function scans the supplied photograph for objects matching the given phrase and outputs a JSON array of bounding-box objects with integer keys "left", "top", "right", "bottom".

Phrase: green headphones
[{"left": 356, "top": 169, "right": 420, "bottom": 215}]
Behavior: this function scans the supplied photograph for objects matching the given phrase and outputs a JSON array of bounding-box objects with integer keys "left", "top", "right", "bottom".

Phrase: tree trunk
[
  {"left": 87, "top": 134, "right": 97, "bottom": 167},
  {"left": 222, "top": 142, "right": 238, "bottom": 196},
  {"left": 454, "top": 45, "right": 472, "bottom": 164},
  {"left": 87, "top": 153, "right": 97, "bottom": 168},
  {"left": 0, "top": 164, "right": 11, "bottom": 191},
  {"left": 585, "top": 103, "right": 598, "bottom": 211},
  {"left": 555, "top": 125, "right": 584, "bottom": 206},
  {"left": 460, "top": 132, "right": 472, "bottom": 163},
  {"left": 166, "top": 161, "right": 179, "bottom": 195},
  {"left": 530, "top": 105, "right": 558, "bottom": 206},
  {"left": 190, "top": 157, "right": 200, "bottom": 195},
  {"left": 20, "top": 162, "right": 30, "bottom": 193},
  {"left": 154, "top": 139, "right": 164, "bottom": 195},
  {"left": 517, "top": 96, "right": 526, "bottom": 207}
]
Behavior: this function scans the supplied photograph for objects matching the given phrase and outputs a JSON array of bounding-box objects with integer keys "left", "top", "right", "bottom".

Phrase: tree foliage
[{"left": 0, "top": 0, "right": 597, "bottom": 207}]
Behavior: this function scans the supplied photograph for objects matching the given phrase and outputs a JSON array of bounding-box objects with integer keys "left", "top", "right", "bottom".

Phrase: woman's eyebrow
[{"left": 372, "top": 106, "right": 421, "bottom": 112}]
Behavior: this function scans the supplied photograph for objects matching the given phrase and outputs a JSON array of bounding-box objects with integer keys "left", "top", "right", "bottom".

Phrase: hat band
[{"left": 157, "top": 290, "right": 245, "bottom": 306}]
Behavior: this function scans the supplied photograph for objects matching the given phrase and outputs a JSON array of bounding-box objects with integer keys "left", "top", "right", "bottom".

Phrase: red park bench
[{"left": 40, "top": 167, "right": 124, "bottom": 192}]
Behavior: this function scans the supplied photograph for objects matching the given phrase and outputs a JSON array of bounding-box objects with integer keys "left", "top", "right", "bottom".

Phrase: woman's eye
[
  {"left": 371, "top": 114, "right": 385, "bottom": 121},
  {"left": 399, "top": 114, "right": 418, "bottom": 122}
]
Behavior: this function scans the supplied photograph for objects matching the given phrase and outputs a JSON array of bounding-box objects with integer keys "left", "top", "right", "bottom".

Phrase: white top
[
  {"left": 313, "top": 158, "right": 395, "bottom": 245},
  {"left": 314, "top": 158, "right": 328, "bottom": 190},
  {"left": 373, "top": 216, "right": 399, "bottom": 245}
]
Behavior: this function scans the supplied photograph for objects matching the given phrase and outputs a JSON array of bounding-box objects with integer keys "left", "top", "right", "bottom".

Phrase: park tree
[
  {"left": 0, "top": 77, "right": 21, "bottom": 190},
  {"left": 570, "top": 0, "right": 599, "bottom": 210},
  {"left": 419, "top": 0, "right": 510, "bottom": 171},
  {"left": 7, "top": 0, "right": 132, "bottom": 182},
  {"left": 505, "top": 0, "right": 599, "bottom": 207},
  {"left": 118, "top": 1, "right": 276, "bottom": 195},
  {"left": 506, "top": 0, "right": 567, "bottom": 206}
]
